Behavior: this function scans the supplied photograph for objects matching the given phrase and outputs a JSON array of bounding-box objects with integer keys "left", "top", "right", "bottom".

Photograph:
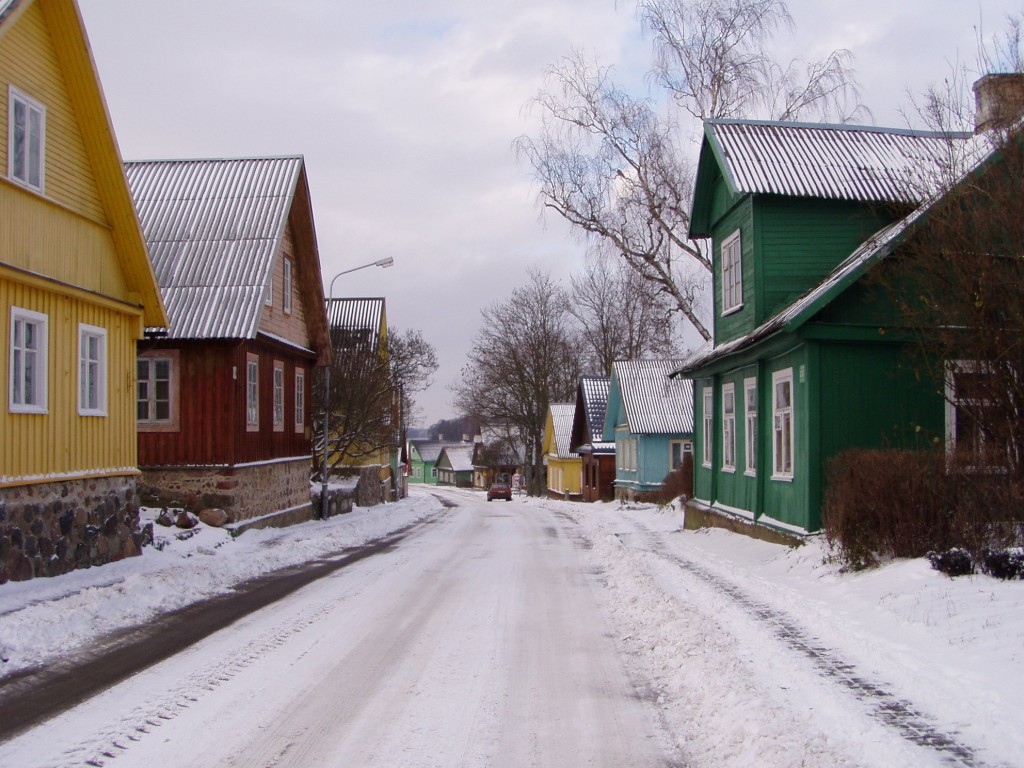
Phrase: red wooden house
[
  {"left": 127, "top": 156, "right": 330, "bottom": 526},
  {"left": 570, "top": 375, "right": 616, "bottom": 502}
]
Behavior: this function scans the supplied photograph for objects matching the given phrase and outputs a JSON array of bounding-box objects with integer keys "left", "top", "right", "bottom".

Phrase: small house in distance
[
  {"left": 605, "top": 360, "right": 693, "bottom": 501},
  {"left": 436, "top": 444, "right": 474, "bottom": 487},
  {"left": 570, "top": 376, "right": 615, "bottom": 502},
  {"left": 127, "top": 156, "right": 330, "bottom": 529},
  {"left": 543, "top": 403, "right": 582, "bottom": 500}
]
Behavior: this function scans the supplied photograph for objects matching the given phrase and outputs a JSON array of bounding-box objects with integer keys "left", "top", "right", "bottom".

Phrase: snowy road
[{"left": 2, "top": 492, "right": 683, "bottom": 768}]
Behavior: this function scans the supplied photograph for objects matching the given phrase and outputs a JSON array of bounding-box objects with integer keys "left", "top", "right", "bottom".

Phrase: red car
[{"left": 487, "top": 482, "right": 512, "bottom": 501}]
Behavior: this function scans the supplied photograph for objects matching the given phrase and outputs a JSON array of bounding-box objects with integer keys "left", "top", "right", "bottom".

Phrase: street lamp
[{"left": 320, "top": 257, "right": 395, "bottom": 518}]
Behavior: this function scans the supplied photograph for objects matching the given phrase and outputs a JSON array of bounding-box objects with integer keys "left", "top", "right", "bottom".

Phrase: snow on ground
[
  {"left": 1, "top": 487, "right": 1021, "bottom": 767},
  {"left": 0, "top": 492, "right": 443, "bottom": 674}
]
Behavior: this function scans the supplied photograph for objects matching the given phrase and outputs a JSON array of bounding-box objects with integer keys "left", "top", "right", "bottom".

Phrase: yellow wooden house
[
  {"left": 543, "top": 403, "right": 582, "bottom": 500},
  {"left": 0, "top": 0, "right": 166, "bottom": 581}
]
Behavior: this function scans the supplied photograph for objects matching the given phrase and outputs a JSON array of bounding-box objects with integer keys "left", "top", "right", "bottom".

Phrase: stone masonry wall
[
  {"left": 139, "top": 458, "right": 313, "bottom": 524},
  {"left": 0, "top": 475, "right": 144, "bottom": 583}
]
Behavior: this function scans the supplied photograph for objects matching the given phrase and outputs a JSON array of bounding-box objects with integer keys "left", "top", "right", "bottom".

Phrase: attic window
[
  {"left": 721, "top": 230, "right": 742, "bottom": 315},
  {"left": 283, "top": 258, "right": 293, "bottom": 313},
  {"left": 8, "top": 86, "right": 45, "bottom": 193}
]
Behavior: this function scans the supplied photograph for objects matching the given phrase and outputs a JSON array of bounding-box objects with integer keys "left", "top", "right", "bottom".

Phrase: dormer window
[
  {"left": 721, "top": 230, "right": 742, "bottom": 314},
  {"left": 8, "top": 86, "right": 45, "bottom": 193}
]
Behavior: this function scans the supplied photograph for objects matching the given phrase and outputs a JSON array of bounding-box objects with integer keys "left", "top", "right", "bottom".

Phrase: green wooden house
[
  {"left": 604, "top": 360, "right": 693, "bottom": 501},
  {"left": 408, "top": 439, "right": 470, "bottom": 485},
  {"left": 675, "top": 119, "right": 974, "bottom": 534}
]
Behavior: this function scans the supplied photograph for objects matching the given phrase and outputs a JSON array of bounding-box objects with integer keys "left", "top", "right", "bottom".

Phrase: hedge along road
[{"left": 0, "top": 494, "right": 687, "bottom": 768}]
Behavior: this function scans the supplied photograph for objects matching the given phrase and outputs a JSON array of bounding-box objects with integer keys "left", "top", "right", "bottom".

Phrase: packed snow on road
[{"left": 0, "top": 486, "right": 1021, "bottom": 767}]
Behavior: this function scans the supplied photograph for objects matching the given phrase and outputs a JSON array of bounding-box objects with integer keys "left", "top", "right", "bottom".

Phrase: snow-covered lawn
[{"left": 0, "top": 487, "right": 1020, "bottom": 767}]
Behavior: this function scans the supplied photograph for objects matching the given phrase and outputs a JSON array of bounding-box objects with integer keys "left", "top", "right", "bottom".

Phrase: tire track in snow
[{"left": 614, "top": 526, "right": 988, "bottom": 768}]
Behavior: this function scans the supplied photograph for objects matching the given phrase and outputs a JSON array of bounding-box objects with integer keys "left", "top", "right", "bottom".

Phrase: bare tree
[
  {"left": 569, "top": 248, "right": 681, "bottom": 373},
  {"left": 453, "top": 270, "right": 582, "bottom": 495},
  {"left": 388, "top": 327, "right": 439, "bottom": 429},
  {"left": 516, "top": 0, "right": 867, "bottom": 344},
  {"left": 641, "top": 0, "right": 866, "bottom": 123},
  {"left": 516, "top": 52, "right": 711, "bottom": 340}
]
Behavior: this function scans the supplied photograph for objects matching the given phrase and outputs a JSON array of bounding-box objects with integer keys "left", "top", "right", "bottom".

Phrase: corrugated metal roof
[
  {"left": 549, "top": 403, "right": 578, "bottom": 459},
  {"left": 707, "top": 120, "right": 970, "bottom": 204},
  {"left": 327, "top": 297, "right": 385, "bottom": 352},
  {"left": 410, "top": 440, "right": 466, "bottom": 463},
  {"left": 580, "top": 376, "right": 610, "bottom": 443},
  {"left": 613, "top": 360, "right": 693, "bottom": 435},
  {"left": 126, "top": 156, "right": 303, "bottom": 339}
]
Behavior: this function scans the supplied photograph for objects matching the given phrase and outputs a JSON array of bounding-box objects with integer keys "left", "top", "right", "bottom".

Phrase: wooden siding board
[
  {"left": 1, "top": 275, "right": 139, "bottom": 484},
  {"left": 0, "top": 2, "right": 104, "bottom": 221}
]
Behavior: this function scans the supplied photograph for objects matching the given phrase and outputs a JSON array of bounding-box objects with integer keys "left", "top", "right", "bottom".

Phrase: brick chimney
[{"left": 973, "top": 73, "right": 1024, "bottom": 132}]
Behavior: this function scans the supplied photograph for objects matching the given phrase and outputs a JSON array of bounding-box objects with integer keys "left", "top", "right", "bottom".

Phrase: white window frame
[
  {"left": 137, "top": 353, "right": 177, "bottom": 428},
  {"left": 8, "top": 306, "right": 48, "bottom": 414},
  {"left": 744, "top": 377, "right": 757, "bottom": 476},
  {"left": 721, "top": 229, "right": 743, "bottom": 315},
  {"left": 294, "top": 367, "right": 305, "bottom": 432},
  {"left": 945, "top": 360, "right": 1002, "bottom": 469},
  {"left": 8, "top": 86, "right": 45, "bottom": 193},
  {"left": 272, "top": 360, "right": 285, "bottom": 431},
  {"left": 722, "top": 382, "right": 736, "bottom": 472},
  {"left": 264, "top": 269, "right": 273, "bottom": 307},
  {"left": 670, "top": 440, "right": 691, "bottom": 470},
  {"left": 77, "top": 323, "right": 107, "bottom": 416},
  {"left": 702, "top": 386, "right": 713, "bottom": 468},
  {"left": 772, "top": 368, "right": 795, "bottom": 481},
  {"left": 246, "top": 354, "right": 259, "bottom": 430},
  {"left": 283, "top": 258, "right": 293, "bottom": 314}
]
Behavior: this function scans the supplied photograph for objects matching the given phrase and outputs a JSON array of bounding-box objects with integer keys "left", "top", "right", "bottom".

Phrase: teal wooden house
[
  {"left": 604, "top": 360, "right": 694, "bottom": 501},
  {"left": 675, "top": 119, "right": 975, "bottom": 534}
]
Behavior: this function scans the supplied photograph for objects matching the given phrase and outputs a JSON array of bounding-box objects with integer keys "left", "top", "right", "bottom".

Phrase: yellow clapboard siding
[
  {"left": 0, "top": 182, "right": 129, "bottom": 302},
  {"left": 0, "top": 274, "right": 140, "bottom": 485},
  {"left": 0, "top": 2, "right": 106, "bottom": 223}
]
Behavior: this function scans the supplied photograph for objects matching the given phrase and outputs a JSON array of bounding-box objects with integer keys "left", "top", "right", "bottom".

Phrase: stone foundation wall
[
  {"left": 0, "top": 475, "right": 144, "bottom": 583},
  {"left": 140, "top": 458, "right": 312, "bottom": 523}
]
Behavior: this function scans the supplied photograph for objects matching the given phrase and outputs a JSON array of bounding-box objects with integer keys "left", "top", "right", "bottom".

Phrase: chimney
[{"left": 973, "top": 73, "right": 1024, "bottom": 133}]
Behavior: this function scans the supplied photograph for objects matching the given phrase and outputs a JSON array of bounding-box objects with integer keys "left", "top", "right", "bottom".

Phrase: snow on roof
[
  {"left": 549, "top": 403, "right": 579, "bottom": 459},
  {"left": 580, "top": 376, "right": 610, "bottom": 443},
  {"left": 705, "top": 119, "right": 971, "bottom": 204},
  {"left": 410, "top": 440, "right": 467, "bottom": 463},
  {"left": 439, "top": 444, "right": 475, "bottom": 472},
  {"left": 613, "top": 360, "right": 693, "bottom": 435}
]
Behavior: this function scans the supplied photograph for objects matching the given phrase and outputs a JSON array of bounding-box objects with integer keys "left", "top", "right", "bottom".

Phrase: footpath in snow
[{"left": 0, "top": 487, "right": 1021, "bottom": 768}]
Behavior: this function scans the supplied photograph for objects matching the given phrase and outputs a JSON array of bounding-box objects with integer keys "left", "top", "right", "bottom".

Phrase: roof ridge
[{"left": 707, "top": 118, "right": 971, "bottom": 140}]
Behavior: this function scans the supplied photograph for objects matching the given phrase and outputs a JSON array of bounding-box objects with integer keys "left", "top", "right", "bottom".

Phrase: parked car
[{"left": 487, "top": 482, "right": 512, "bottom": 501}]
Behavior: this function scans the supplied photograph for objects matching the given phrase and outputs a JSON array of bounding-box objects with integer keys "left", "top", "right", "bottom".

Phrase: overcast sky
[{"left": 77, "top": 0, "right": 1021, "bottom": 426}]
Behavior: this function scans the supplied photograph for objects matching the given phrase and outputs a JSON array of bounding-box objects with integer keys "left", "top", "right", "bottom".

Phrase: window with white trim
[
  {"left": 744, "top": 377, "right": 757, "bottom": 475},
  {"left": 78, "top": 324, "right": 106, "bottom": 416},
  {"left": 246, "top": 355, "right": 259, "bottom": 429},
  {"left": 670, "top": 440, "right": 691, "bottom": 470},
  {"left": 945, "top": 360, "right": 1001, "bottom": 467},
  {"left": 137, "top": 355, "right": 174, "bottom": 425},
  {"left": 9, "top": 306, "right": 47, "bottom": 413},
  {"left": 631, "top": 438, "right": 638, "bottom": 471},
  {"left": 722, "top": 382, "right": 736, "bottom": 471},
  {"left": 431, "top": 467, "right": 437, "bottom": 478},
  {"left": 702, "top": 387, "right": 713, "bottom": 468},
  {"left": 8, "top": 86, "right": 45, "bottom": 192},
  {"left": 283, "top": 258, "right": 293, "bottom": 313},
  {"left": 721, "top": 230, "right": 742, "bottom": 314},
  {"left": 295, "top": 368, "right": 305, "bottom": 432},
  {"left": 772, "top": 369, "right": 794, "bottom": 480},
  {"left": 273, "top": 361, "right": 285, "bottom": 430}
]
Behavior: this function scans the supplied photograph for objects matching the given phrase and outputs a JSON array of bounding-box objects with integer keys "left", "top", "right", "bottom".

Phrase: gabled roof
[
  {"left": 677, "top": 127, "right": 1005, "bottom": 377},
  {"left": 409, "top": 440, "right": 467, "bottom": 463},
  {"left": 1, "top": 0, "right": 167, "bottom": 328},
  {"left": 570, "top": 376, "right": 613, "bottom": 452},
  {"left": 327, "top": 297, "right": 386, "bottom": 353},
  {"left": 438, "top": 444, "right": 475, "bottom": 473},
  {"left": 690, "top": 119, "right": 971, "bottom": 237},
  {"left": 606, "top": 360, "right": 693, "bottom": 436},
  {"left": 545, "top": 403, "right": 578, "bottom": 460},
  {"left": 125, "top": 156, "right": 327, "bottom": 352}
]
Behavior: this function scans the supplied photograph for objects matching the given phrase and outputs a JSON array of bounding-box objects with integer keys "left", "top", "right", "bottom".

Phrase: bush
[
  {"left": 981, "top": 548, "right": 1024, "bottom": 580},
  {"left": 822, "top": 448, "right": 1023, "bottom": 571},
  {"left": 926, "top": 548, "right": 975, "bottom": 577},
  {"left": 638, "top": 454, "right": 694, "bottom": 506}
]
